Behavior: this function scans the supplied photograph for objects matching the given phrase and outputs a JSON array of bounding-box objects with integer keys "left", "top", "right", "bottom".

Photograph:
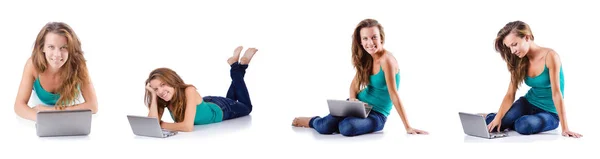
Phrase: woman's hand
[
  {"left": 562, "top": 130, "right": 583, "bottom": 138},
  {"left": 487, "top": 116, "right": 502, "bottom": 132},
  {"left": 146, "top": 83, "right": 157, "bottom": 97},
  {"left": 406, "top": 127, "right": 429, "bottom": 135},
  {"left": 33, "top": 104, "right": 55, "bottom": 112}
]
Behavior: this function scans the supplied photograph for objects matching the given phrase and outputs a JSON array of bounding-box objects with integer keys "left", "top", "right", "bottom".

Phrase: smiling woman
[
  {"left": 13, "top": 22, "right": 99, "bottom": 121},
  {"left": 143, "top": 46, "right": 258, "bottom": 132},
  {"left": 291, "top": 19, "right": 428, "bottom": 137}
]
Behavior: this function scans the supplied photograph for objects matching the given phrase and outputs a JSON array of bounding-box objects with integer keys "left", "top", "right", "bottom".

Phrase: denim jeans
[
  {"left": 309, "top": 110, "right": 387, "bottom": 137},
  {"left": 203, "top": 62, "right": 252, "bottom": 121},
  {"left": 486, "top": 97, "right": 559, "bottom": 135}
]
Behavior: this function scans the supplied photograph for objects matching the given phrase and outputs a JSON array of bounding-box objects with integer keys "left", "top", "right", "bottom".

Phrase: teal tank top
[
  {"left": 170, "top": 100, "right": 223, "bottom": 125},
  {"left": 193, "top": 101, "right": 223, "bottom": 125},
  {"left": 524, "top": 64, "right": 564, "bottom": 114},
  {"left": 356, "top": 66, "right": 400, "bottom": 116},
  {"left": 33, "top": 78, "right": 60, "bottom": 106}
]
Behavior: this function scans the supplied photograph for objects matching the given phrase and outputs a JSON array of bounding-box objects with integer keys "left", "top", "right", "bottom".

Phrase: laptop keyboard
[
  {"left": 162, "top": 130, "right": 177, "bottom": 137},
  {"left": 364, "top": 105, "right": 372, "bottom": 114},
  {"left": 490, "top": 132, "right": 507, "bottom": 138}
]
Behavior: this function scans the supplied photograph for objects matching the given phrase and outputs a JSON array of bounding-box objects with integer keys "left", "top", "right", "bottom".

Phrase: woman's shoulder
[
  {"left": 24, "top": 58, "right": 39, "bottom": 78},
  {"left": 184, "top": 86, "right": 198, "bottom": 96},
  {"left": 542, "top": 47, "right": 562, "bottom": 68},
  {"left": 380, "top": 51, "right": 398, "bottom": 71},
  {"left": 184, "top": 85, "right": 203, "bottom": 104},
  {"left": 542, "top": 47, "right": 558, "bottom": 56}
]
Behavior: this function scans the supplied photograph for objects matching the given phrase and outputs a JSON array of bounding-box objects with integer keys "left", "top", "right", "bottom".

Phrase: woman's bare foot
[
  {"left": 228, "top": 46, "right": 244, "bottom": 65},
  {"left": 240, "top": 48, "right": 258, "bottom": 65},
  {"left": 292, "top": 117, "right": 312, "bottom": 128}
]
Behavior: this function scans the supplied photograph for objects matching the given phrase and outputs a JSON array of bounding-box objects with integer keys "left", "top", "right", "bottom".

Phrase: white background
[{"left": 1, "top": 0, "right": 598, "bottom": 158}]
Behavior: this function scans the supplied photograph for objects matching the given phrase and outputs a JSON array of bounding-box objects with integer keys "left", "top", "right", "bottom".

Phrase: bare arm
[
  {"left": 63, "top": 76, "right": 98, "bottom": 113},
  {"left": 494, "top": 81, "right": 517, "bottom": 120},
  {"left": 147, "top": 96, "right": 160, "bottom": 119},
  {"left": 160, "top": 87, "right": 198, "bottom": 132},
  {"left": 14, "top": 59, "right": 38, "bottom": 121},
  {"left": 547, "top": 51, "right": 567, "bottom": 129},
  {"left": 487, "top": 60, "right": 521, "bottom": 132},
  {"left": 145, "top": 83, "right": 162, "bottom": 119},
  {"left": 380, "top": 57, "right": 413, "bottom": 130},
  {"left": 546, "top": 51, "right": 580, "bottom": 137}
]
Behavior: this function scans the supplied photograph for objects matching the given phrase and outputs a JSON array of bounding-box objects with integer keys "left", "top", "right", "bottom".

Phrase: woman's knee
[
  {"left": 338, "top": 120, "right": 359, "bottom": 136},
  {"left": 312, "top": 117, "right": 339, "bottom": 135},
  {"left": 535, "top": 113, "right": 559, "bottom": 131},
  {"left": 514, "top": 115, "right": 541, "bottom": 135},
  {"left": 338, "top": 118, "right": 375, "bottom": 137},
  {"left": 314, "top": 126, "right": 336, "bottom": 135},
  {"left": 246, "top": 104, "right": 253, "bottom": 114}
]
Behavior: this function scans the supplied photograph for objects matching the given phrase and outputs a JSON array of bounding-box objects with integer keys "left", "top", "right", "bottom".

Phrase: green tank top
[
  {"left": 171, "top": 100, "right": 223, "bottom": 125},
  {"left": 524, "top": 64, "right": 564, "bottom": 114},
  {"left": 193, "top": 101, "right": 223, "bottom": 125},
  {"left": 33, "top": 78, "right": 60, "bottom": 106},
  {"left": 356, "top": 66, "right": 400, "bottom": 116}
]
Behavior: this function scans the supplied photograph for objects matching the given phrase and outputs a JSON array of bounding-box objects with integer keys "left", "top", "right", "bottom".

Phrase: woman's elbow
[
  {"left": 86, "top": 101, "right": 99, "bottom": 114},
  {"left": 183, "top": 125, "right": 194, "bottom": 132},
  {"left": 14, "top": 104, "right": 21, "bottom": 115},
  {"left": 91, "top": 108, "right": 98, "bottom": 114},
  {"left": 89, "top": 104, "right": 98, "bottom": 114},
  {"left": 551, "top": 90, "right": 563, "bottom": 100},
  {"left": 14, "top": 103, "right": 27, "bottom": 115}
]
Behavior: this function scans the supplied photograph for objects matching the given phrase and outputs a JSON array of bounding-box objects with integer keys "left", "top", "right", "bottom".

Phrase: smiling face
[
  {"left": 360, "top": 26, "right": 384, "bottom": 54},
  {"left": 502, "top": 32, "right": 531, "bottom": 58},
  {"left": 149, "top": 78, "right": 175, "bottom": 102},
  {"left": 42, "top": 32, "right": 69, "bottom": 69}
]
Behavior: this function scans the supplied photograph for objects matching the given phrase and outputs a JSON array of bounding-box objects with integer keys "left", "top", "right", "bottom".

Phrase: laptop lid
[
  {"left": 127, "top": 115, "right": 166, "bottom": 138},
  {"left": 36, "top": 109, "right": 92, "bottom": 137},
  {"left": 458, "top": 112, "right": 493, "bottom": 138},
  {"left": 327, "top": 99, "right": 370, "bottom": 118}
]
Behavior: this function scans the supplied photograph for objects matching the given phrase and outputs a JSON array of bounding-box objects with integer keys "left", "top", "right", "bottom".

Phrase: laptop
[
  {"left": 127, "top": 115, "right": 177, "bottom": 138},
  {"left": 458, "top": 112, "right": 508, "bottom": 139},
  {"left": 36, "top": 109, "right": 92, "bottom": 137},
  {"left": 327, "top": 99, "right": 372, "bottom": 118}
]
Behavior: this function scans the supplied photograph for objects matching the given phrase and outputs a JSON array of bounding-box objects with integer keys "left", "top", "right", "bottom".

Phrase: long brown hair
[
  {"left": 31, "top": 22, "right": 89, "bottom": 108},
  {"left": 494, "top": 21, "right": 534, "bottom": 90},
  {"left": 144, "top": 68, "right": 193, "bottom": 122},
  {"left": 351, "top": 19, "right": 386, "bottom": 91}
]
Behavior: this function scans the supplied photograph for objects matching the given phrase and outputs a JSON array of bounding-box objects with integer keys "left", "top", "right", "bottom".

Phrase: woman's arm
[
  {"left": 546, "top": 51, "right": 582, "bottom": 138},
  {"left": 160, "top": 87, "right": 198, "bottom": 132},
  {"left": 381, "top": 56, "right": 427, "bottom": 134},
  {"left": 486, "top": 74, "right": 517, "bottom": 132},
  {"left": 494, "top": 81, "right": 517, "bottom": 121},
  {"left": 14, "top": 59, "right": 38, "bottom": 121},
  {"left": 380, "top": 57, "right": 411, "bottom": 129},
  {"left": 63, "top": 77, "right": 98, "bottom": 113},
  {"left": 145, "top": 83, "right": 161, "bottom": 119}
]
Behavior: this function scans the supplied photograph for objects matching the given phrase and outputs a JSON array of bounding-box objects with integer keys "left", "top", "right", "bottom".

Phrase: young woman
[
  {"left": 14, "top": 22, "right": 98, "bottom": 121},
  {"left": 291, "top": 19, "right": 428, "bottom": 137},
  {"left": 484, "top": 20, "right": 582, "bottom": 138},
  {"left": 144, "top": 46, "right": 257, "bottom": 132}
]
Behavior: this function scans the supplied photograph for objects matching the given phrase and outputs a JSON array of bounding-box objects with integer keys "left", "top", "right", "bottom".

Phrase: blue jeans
[
  {"left": 309, "top": 110, "right": 387, "bottom": 137},
  {"left": 203, "top": 62, "right": 252, "bottom": 121},
  {"left": 486, "top": 97, "right": 559, "bottom": 135}
]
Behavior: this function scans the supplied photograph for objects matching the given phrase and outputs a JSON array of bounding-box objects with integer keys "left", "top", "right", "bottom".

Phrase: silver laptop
[
  {"left": 458, "top": 112, "right": 508, "bottom": 139},
  {"left": 127, "top": 115, "right": 177, "bottom": 138},
  {"left": 327, "top": 99, "right": 372, "bottom": 118},
  {"left": 36, "top": 109, "right": 92, "bottom": 137}
]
